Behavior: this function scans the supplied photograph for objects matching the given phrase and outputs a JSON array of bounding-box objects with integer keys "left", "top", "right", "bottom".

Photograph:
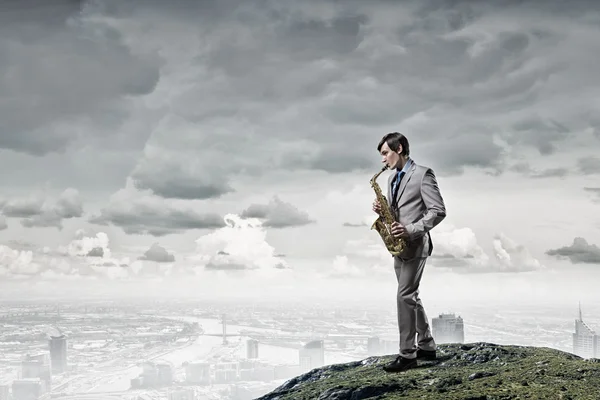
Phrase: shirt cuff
[{"left": 405, "top": 223, "right": 416, "bottom": 238}]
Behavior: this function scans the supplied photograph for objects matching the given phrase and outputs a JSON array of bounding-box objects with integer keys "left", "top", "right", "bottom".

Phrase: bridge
[
  {"left": 199, "top": 313, "right": 239, "bottom": 345},
  {"left": 0, "top": 309, "right": 61, "bottom": 319}
]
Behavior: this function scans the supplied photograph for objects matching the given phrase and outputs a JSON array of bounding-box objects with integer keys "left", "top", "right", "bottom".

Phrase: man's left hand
[{"left": 391, "top": 222, "right": 409, "bottom": 238}]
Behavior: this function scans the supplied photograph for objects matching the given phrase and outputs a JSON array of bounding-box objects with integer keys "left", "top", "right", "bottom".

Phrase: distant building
[
  {"left": 246, "top": 339, "right": 259, "bottom": 359},
  {"left": 367, "top": 337, "right": 381, "bottom": 356},
  {"left": 156, "top": 361, "right": 174, "bottom": 386},
  {"left": 11, "top": 379, "right": 43, "bottom": 400},
  {"left": 21, "top": 353, "right": 51, "bottom": 389},
  {"left": 168, "top": 387, "right": 196, "bottom": 400},
  {"left": 0, "top": 384, "right": 9, "bottom": 400},
  {"left": 138, "top": 361, "right": 174, "bottom": 387},
  {"left": 573, "top": 303, "right": 598, "bottom": 359},
  {"left": 432, "top": 313, "right": 464, "bottom": 344},
  {"left": 366, "top": 335, "right": 399, "bottom": 356},
  {"left": 299, "top": 340, "right": 324, "bottom": 370},
  {"left": 49, "top": 335, "right": 68, "bottom": 374},
  {"left": 185, "top": 362, "right": 210, "bottom": 385}
]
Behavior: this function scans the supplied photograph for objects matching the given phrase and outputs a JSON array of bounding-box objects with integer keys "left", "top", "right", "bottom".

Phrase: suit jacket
[{"left": 387, "top": 160, "right": 447, "bottom": 259}]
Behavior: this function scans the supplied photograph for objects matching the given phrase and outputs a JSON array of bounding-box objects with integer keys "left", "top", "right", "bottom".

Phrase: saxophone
[{"left": 370, "top": 165, "right": 407, "bottom": 256}]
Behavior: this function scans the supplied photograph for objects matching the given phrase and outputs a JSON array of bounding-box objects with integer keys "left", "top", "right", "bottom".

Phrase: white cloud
[
  {"left": 491, "top": 232, "right": 544, "bottom": 272},
  {"left": 432, "top": 225, "right": 489, "bottom": 260},
  {"left": 0, "top": 215, "right": 294, "bottom": 282},
  {"left": 59, "top": 230, "right": 112, "bottom": 259},
  {"left": 431, "top": 225, "right": 545, "bottom": 273},
  {"left": 329, "top": 221, "right": 545, "bottom": 276},
  {"left": 328, "top": 255, "right": 366, "bottom": 279},
  {"left": 318, "top": 223, "right": 396, "bottom": 280},
  {"left": 0, "top": 230, "right": 133, "bottom": 281},
  {"left": 189, "top": 214, "right": 290, "bottom": 273},
  {"left": 0, "top": 245, "right": 43, "bottom": 276}
]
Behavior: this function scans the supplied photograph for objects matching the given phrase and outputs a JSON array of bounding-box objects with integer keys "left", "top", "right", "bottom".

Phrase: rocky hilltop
[{"left": 256, "top": 342, "right": 600, "bottom": 400}]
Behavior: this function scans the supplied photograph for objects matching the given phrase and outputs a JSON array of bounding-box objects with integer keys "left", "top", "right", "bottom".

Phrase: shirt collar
[{"left": 397, "top": 157, "right": 412, "bottom": 174}]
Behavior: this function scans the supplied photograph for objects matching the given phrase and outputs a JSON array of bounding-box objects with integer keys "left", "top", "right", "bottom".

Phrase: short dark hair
[{"left": 377, "top": 132, "right": 410, "bottom": 156}]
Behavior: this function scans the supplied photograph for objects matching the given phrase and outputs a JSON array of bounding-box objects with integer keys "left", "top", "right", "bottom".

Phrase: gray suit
[{"left": 386, "top": 159, "right": 446, "bottom": 359}]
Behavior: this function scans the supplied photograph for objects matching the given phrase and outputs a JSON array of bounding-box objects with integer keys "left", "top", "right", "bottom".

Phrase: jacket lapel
[
  {"left": 387, "top": 171, "right": 395, "bottom": 206},
  {"left": 395, "top": 163, "right": 416, "bottom": 204}
]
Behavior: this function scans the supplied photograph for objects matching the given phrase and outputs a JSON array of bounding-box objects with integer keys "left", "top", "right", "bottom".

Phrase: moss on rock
[{"left": 256, "top": 342, "right": 600, "bottom": 399}]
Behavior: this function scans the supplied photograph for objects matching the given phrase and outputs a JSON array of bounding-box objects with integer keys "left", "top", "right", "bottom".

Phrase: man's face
[{"left": 380, "top": 141, "right": 401, "bottom": 168}]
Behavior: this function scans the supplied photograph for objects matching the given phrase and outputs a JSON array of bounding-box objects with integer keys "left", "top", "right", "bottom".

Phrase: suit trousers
[{"left": 393, "top": 255, "right": 436, "bottom": 358}]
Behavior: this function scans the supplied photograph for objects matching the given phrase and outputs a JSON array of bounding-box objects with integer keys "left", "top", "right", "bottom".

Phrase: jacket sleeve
[{"left": 405, "top": 168, "right": 446, "bottom": 239}]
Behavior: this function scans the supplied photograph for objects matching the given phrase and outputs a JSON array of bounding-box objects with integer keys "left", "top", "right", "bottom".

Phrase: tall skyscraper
[
  {"left": 367, "top": 337, "right": 381, "bottom": 356},
  {"left": 432, "top": 313, "right": 464, "bottom": 344},
  {"left": 573, "top": 303, "right": 598, "bottom": 359},
  {"left": 49, "top": 335, "right": 67, "bottom": 374},
  {"left": 299, "top": 340, "right": 324, "bottom": 370},
  {"left": 246, "top": 339, "right": 259, "bottom": 359}
]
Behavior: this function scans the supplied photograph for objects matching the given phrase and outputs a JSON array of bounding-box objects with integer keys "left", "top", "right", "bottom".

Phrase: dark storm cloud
[
  {"left": 1, "top": 198, "right": 44, "bottom": 218},
  {"left": 285, "top": 148, "right": 375, "bottom": 174},
  {"left": 86, "top": 247, "right": 104, "bottom": 257},
  {"left": 509, "top": 163, "right": 570, "bottom": 179},
  {"left": 506, "top": 118, "right": 571, "bottom": 155},
  {"left": 21, "top": 213, "right": 66, "bottom": 229},
  {"left": 583, "top": 187, "right": 600, "bottom": 203},
  {"left": 240, "top": 196, "right": 315, "bottom": 228},
  {"left": 0, "top": 216, "right": 6, "bottom": 231},
  {"left": 530, "top": 168, "right": 570, "bottom": 179},
  {"left": 509, "top": 162, "right": 531, "bottom": 174},
  {"left": 546, "top": 237, "right": 600, "bottom": 264},
  {"left": 0, "top": 0, "right": 160, "bottom": 156},
  {"left": 343, "top": 222, "right": 368, "bottom": 228},
  {"left": 89, "top": 199, "right": 225, "bottom": 236},
  {"left": 5, "top": 0, "right": 600, "bottom": 211},
  {"left": 125, "top": 113, "right": 250, "bottom": 200},
  {"left": 138, "top": 243, "right": 175, "bottom": 262},
  {"left": 577, "top": 157, "right": 600, "bottom": 175},
  {"left": 131, "top": 158, "right": 234, "bottom": 200},
  {"left": 102, "top": 0, "right": 600, "bottom": 190},
  {"left": 420, "top": 133, "right": 505, "bottom": 176},
  {"left": 0, "top": 189, "right": 83, "bottom": 229}
]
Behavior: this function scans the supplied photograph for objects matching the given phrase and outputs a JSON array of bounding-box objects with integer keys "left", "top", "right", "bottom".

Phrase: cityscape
[{"left": 0, "top": 299, "right": 598, "bottom": 400}]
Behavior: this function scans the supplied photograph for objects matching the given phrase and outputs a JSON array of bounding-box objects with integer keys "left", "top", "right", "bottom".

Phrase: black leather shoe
[
  {"left": 383, "top": 356, "right": 417, "bottom": 373},
  {"left": 417, "top": 349, "right": 437, "bottom": 360}
]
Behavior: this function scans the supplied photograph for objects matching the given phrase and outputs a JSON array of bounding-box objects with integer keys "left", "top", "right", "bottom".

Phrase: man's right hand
[{"left": 372, "top": 199, "right": 382, "bottom": 215}]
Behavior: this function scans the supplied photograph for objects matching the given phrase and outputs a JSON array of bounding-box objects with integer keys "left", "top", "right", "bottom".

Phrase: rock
[
  {"left": 255, "top": 342, "right": 600, "bottom": 399},
  {"left": 467, "top": 371, "right": 496, "bottom": 380}
]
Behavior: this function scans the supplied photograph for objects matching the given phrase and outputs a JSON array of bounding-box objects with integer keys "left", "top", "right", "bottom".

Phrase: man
[{"left": 372, "top": 132, "right": 447, "bottom": 373}]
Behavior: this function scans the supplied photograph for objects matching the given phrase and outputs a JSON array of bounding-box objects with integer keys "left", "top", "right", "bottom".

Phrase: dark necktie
[{"left": 391, "top": 171, "right": 404, "bottom": 208}]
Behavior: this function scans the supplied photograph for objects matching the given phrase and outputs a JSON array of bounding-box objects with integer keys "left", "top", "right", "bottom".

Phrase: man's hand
[
  {"left": 391, "top": 221, "right": 409, "bottom": 238},
  {"left": 372, "top": 199, "right": 382, "bottom": 215}
]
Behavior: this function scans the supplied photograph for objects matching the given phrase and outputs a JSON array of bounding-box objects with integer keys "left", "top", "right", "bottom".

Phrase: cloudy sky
[{"left": 1, "top": 0, "right": 599, "bottom": 308}]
